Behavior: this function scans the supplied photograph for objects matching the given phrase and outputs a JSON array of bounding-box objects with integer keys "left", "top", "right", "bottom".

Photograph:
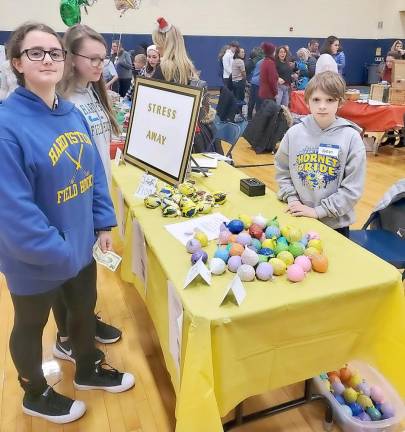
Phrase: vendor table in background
[
  {"left": 112, "top": 162, "right": 405, "bottom": 432},
  {"left": 290, "top": 90, "right": 405, "bottom": 154}
]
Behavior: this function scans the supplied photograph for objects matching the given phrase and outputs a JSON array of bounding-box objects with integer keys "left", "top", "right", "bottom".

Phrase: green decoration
[{"left": 60, "top": 0, "right": 92, "bottom": 27}]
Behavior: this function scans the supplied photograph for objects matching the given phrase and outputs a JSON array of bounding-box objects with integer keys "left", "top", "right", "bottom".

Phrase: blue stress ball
[
  {"left": 334, "top": 395, "right": 345, "bottom": 405},
  {"left": 249, "top": 238, "right": 262, "bottom": 252},
  {"left": 348, "top": 402, "right": 364, "bottom": 417},
  {"left": 226, "top": 220, "right": 245, "bottom": 234},
  {"left": 258, "top": 247, "right": 274, "bottom": 257},
  {"left": 214, "top": 248, "right": 230, "bottom": 263},
  {"left": 341, "top": 405, "right": 353, "bottom": 416},
  {"left": 265, "top": 225, "right": 280, "bottom": 239}
]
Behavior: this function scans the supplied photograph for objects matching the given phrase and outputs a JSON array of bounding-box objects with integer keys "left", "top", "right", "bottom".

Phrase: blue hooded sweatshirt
[{"left": 0, "top": 87, "right": 117, "bottom": 295}]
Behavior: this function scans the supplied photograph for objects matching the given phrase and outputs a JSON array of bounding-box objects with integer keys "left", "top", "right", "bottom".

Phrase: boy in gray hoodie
[{"left": 275, "top": 71, "right": 366, "bottom": 236}]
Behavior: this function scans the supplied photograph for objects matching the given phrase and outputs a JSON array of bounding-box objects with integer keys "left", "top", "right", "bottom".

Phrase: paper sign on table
[
  {"left": 114, "top": 147, "right": 123, "bottom": 166},
  {"left": 184, "top": 258, "right": 212, "bottom": 288},
  {"left": 131, "top": 219, "right": 148, "bottom": 293},
  {"left": 168, "top": 280, "right": 183, "bottom": 376},
  {"left": 134, "top": 172, "right": 158, "bottom": 199},
  {"left": 191, "top": 157, "right": 218, "bottom": 169},
  {"left": 165, "top": 213, "right": 229, "bottom": 246},
  {"left": 220, "top": 275, "right": 247, "bottom": 306}
]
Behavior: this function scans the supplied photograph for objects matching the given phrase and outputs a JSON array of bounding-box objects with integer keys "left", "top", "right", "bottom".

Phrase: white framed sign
[{"left": 124, "top": 77, "right": 203, "bottom": 186}]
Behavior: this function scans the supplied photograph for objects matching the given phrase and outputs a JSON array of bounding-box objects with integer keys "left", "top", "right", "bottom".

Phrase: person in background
[
  {"left": 217, "top": 44, "right": 229, "bottom": 81},
  {"left": 275, "top": 46, "right": 295, "bottom": 106},
  {"left": 152, "top": 17, "right": 198, "bottom": 85},
  {"left": 245, "top": 47, "right": 263, "bottom": 82},
  {"left": 275, "top": 71, "right": 366, "bottom": 238},
  {"left": 111, "top": 40, "right": 132, "bottom": 97},
  {"left": 294, "top": 48, "right": 310, "bottom": 90},
  {"left": 315, "top": 36, "right": 339, "bottom": 74},
  {"left": 222, "top": 41, "right": 239, "bottom": 90},
  {"left": 379, "top": 51, "right": 400, "bottom": 83},
  {"left": 102, "top": 56, "right": 118, "bottom": 90},
  {"left": 232, "top": 46, "right": 246, "bottom": 121},
  {"left": 247, "top": 47, "right": 264, "bottom": 120},
  {"left": 0, "top": 21, "right": 134, "bottom": 424},
  {"left": 390, "top": 40, "right": 405, "bottom": 59},
  {"left": 259, "top": 42, "right": 278, "bottom": 102},
  {"left": 334, "top": 43, "right": 346, "bottom": 76},
  {"left": 307, "top": 39, "right": 320, "bottom": 58},
  {"left": 57, "top": 24, "right": 123, "bottom": 361},
  {"left": 0, "top": 59, "right": 18, "bottom": 100},
  {"left": 133, "top": 53, "right": 146, "bottom": 77}
]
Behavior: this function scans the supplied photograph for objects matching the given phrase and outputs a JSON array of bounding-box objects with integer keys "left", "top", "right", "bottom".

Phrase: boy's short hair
[
  {"left": 134, "top": 53, "right": 146, "bottom": 64},
  {"left": 304, "top": 71, "right": 346, "bottom": 103}
]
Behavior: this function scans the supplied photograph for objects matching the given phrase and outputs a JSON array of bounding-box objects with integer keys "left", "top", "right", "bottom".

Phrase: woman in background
[{"left": 315, "top": 36, "right": 339, "bottom": 74}]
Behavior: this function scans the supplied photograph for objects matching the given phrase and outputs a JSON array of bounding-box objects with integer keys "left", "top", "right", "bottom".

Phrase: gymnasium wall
[{"left": 1, "top": 0, "right": 405, "bottom": 85}]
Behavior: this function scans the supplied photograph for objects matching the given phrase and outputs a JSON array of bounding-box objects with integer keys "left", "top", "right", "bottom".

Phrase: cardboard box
[
  {"left": 388, "top": 88, "right": 405, "bottom": 105},
  {"left": 392, "top": 60, "right": 405, "bottom": 89},
  {"left": 370, "top": 84, "right": 389, "bottom": 102}
]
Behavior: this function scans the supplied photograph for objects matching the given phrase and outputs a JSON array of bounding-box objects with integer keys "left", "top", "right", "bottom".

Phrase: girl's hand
[
  {"left": 286, "top": 201, "right": 318, "bottom": 219},
  {"left": 98, "top": 231, "right": 113, "bottom": 253}
]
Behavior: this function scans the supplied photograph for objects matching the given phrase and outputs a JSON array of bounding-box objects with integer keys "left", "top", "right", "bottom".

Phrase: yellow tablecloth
[{"left": 111, "top": 162, "right": 405, "bottom": 432}]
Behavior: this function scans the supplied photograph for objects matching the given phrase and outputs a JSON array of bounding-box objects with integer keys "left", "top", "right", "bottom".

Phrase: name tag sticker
[{"left": 318, "top": 143, "right": 339, "bottom": 157}]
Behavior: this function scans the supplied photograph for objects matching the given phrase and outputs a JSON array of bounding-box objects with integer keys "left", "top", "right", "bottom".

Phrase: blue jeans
[
  {"left": 276, "top": 83, "right": 290, "bottom": 106},
  {"left": 248, "top": 84, "right": 259, "bottom": 119}
]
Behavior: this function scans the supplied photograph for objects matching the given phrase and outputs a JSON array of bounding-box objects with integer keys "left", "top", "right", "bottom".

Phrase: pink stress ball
[
  {"left": 287, "top": 264, "right": 305, "bottom": 282},
  {"left": 294, "top": 255, "right": 312, "bottom": 272}
]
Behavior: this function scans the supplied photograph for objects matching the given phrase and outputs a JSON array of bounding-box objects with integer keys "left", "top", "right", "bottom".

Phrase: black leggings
[{"left": 10, "top": 261, "right": 98, "bottom": 395}]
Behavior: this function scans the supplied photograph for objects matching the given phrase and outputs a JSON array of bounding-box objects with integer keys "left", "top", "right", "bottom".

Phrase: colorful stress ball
[
  {"left": 236, "top": 232, "right": 252, "bottom": 246},
  {"left": 178, "top": 181, "right": 196, "bottom": 196},
  {"left": 255, "top": 262, "right": 273, "bottom": 281},
  {"left": 356, "top": 380, "right": 371, "bottom": 397},
  {"left": 304, "top": 247, "right": 320, "bottom": 257},
  {"left": 370, "top": 385, "right": 385, "bottom": 404},
  {"left": 218, "top": 230, "right": 232, "bottom": 245},
  {"left": 249, "top": 224, "right": 264, "bottom": 239},
  {"left": 186, "top": 238, "right": 201, "bottom": 254},
  {"left": 280, "top": 225, "right": 291, "bottom": 238},
  {"left": 308, "top": 239, "right": 323, "bottom": 253},
  {"left": 288, "top": 242, "right": 305, "bottom": 257},
  {"left": 355, "top": 412, "right": 371, "bottom": 421},
  {"left": 212, "top": 191, "right": 227, "bottom": 205},
  {"left": 258, "top": 254, "right": 269, "bottom": 263},
  {"left": 343, "top": 387, "right": 358, "bottom": 404},
  {"left": 238, "top": 214, "right": 252, "bottom": 229},
  {"left": 226, "top": 219, "right": 245, "bottom": 234},
  {"left": 265, "top": 225, "right": 280, "bottom": 239},
  {"left": 311, "top": 254, "right": 329, "bottom": 273},
  {"left": 227, "top": 255, "right": 242, "bottom": 273},
  {"left": 249, "top": 238, "right": 262, "bottom": 252},
  {"left": 229, "top": 243, "right": 244, "bottom": 257},
  {"left": 251, "top": 214, "right": 267, "bottom": 229},
  {"left": 341, "top": 405, "right": 353, "bottom": 417},
  {"left": 194, "top": 231, "right": 208, "bottom": 247},
  {"left": 339, "top": 366, "right": 352, "bottom": 383},
  {"left": 269, "top": 258, "right": 287, "bottom": 276},
  {"left": 357, "top": 394, "right": 373, "bottom": 409},
  {"left": 181, "top": 200, "right": 198, "bottom": 217},
  {"left": 261, "top": 238, "right": 276, "bottom": 250},
  {"left": 241, "top": 247, "right": 259, "bottom": 267},
  {"left": 348, "top": 402, "right": 364, "bottom": 417},
  {"left": 334, "top": 394, "right": 346, "bottom": 405},
  {"left": 306, "top": 230, "right": 321, "bottom": 240},
  {"left": 197, "top": 201, "right": 212, "bottom": 214},
  {"left": 191, "top": 250, "right": 208, "bottom": 264},
  {"left": 327, "top": 371, "right": 340, "bottom": 381},
  {"left": 294, "top": 255, "right": 312, "bottom": 272},
  {"left": 300, "top": 235, "right": 309, "bottom": 247},
  {"left": 268, "top": 216, "right": 280, "bottom": 228},
  {"left": 349, "top": 373, "right": 362, "bottom": 389},
  {"left": 286, "top": 227, "right": 303, "bottom": 243},
  {"left": 332, "top": 380, "right": 345, "bottom": 395},
  {"left": 380, "top": 402, "right": 395, "bottom": 418},
  {"left": 162, "top": 205, "right": 180, "bottom": 217},
  {"left": 287, "top": 264, "right": 305, "bottom": 282},
  {"left": 274, "top": 242, "right": 289, "bottom": 255},
  {"left": 277, "top": 251, "right": 295, "bottom": 266},
  {"left": 258, "top": 248, "right": 274, "bottom": 258},
  {"left": 366, "top": 406, "right": 382, "bottom": 421},
  {"left": 209, "top": 258, "right": 226, "bottom": 275},
  {"left": 228, "top": 234, "right": 238, "bottom": 243},
  {"left": 237, "top": 264, "right": 256, "bottom": 282},
  {"left": 144, "top": 193, "right": 162, "bottom": 208},
  {"left": 214, "top": 248, "right": 230, "bottom": 263}
]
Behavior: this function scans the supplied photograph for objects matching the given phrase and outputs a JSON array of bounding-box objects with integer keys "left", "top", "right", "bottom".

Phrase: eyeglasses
[
  {"left": 72, "top": 52, "right": 106, "bottom": 67},
  {"left": 20, "top": 48, "right": 67, "bottom": 62}
]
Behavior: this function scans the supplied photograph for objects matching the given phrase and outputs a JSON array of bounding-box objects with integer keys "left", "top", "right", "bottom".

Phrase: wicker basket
[{"left": 345, "top": 90, "right": 360, "bottom": 101}]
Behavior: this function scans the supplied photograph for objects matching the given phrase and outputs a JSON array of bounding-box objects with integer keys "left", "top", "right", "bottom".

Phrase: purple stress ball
[
  {"left": 355, "top": 412, "right": 371, "bottom": 421},
  {"left": 227, "top": 255, "right": 242, "bottom": 273},
  {"left": 255, "top": 262, "right": 273, "bottom": 281},
  {"left": 191, "top": 250, "right": 208, "bottom": 265},
  {"left": 186, "top": 238, "right": 202, "bottom": 254},
  {"left": 380, "top": 402, "right": 395, "bottom": 418},
  {"left": 332, "top": 380, "right": 345, "bottom": 395},
  {"left": 236, "top": 232, "right": 252, "bottom": 246}
]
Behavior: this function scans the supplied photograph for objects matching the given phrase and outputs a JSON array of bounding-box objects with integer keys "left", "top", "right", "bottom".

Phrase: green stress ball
[{"left": 288, "top": 242, "right": 305, "bottom": 257}]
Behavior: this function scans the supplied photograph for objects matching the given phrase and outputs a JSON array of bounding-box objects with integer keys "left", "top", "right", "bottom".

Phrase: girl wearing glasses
[
  {"left": 0, "top": 22, "right": 134, "bottom": 424},
  {"left": 56, "top": 24, "right": 123, "bottom": 362}
]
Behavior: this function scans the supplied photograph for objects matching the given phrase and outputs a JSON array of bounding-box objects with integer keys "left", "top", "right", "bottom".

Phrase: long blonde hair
[
  {"left": 152, "top": 23, "right": 198, "bottom": 85},
  {"left": 391, "top": 39, "right": 403, "bottom": 52},
  {"left": 58, "top": 24, "right": 120, "bottom": 135}
]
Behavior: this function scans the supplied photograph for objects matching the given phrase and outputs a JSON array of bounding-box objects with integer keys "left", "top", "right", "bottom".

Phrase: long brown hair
[
  {"left": 58, "top": 24, "right": 120, "bottom": 135},
  {"left": 7, "top": 22, "right": 63, "bottom": 86}
]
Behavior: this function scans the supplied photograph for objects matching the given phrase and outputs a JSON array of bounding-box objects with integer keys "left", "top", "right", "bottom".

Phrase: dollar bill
[{"left": 92, "top": 242, "right": 122, "bottom": 272}]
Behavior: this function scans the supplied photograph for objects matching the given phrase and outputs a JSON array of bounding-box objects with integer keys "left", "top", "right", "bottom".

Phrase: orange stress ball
[{"left": 311, "top": 254, "right": 328, "bottom": 273}]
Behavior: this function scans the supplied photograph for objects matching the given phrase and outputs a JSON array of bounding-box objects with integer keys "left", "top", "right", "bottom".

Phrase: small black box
[{"left": 240, "top": 178, "right": 265, "bottom": 197}]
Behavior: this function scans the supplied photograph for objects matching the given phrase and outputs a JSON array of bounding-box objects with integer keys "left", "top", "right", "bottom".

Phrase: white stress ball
[{"left": 209, "top": 258, "right": 226, "bottom": 275}]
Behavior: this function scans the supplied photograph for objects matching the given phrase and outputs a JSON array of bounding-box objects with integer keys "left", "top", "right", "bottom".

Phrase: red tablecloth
[
  {"left": 110, "top": 141, "right": 125, "bottom": 159},
  {"left": 290, "top": 90, "right": 405, "bottom": 132}
]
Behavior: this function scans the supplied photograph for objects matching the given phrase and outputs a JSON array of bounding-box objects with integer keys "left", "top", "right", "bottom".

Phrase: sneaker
[
  {"left": 74, "top": 363, "right": 135, "bottom": 393},
  {"left": 95, "top": 313, "right": 122, "bottom": 344},
  {"left": 22, "top": 386, "right": 86, "bottom": 424},
  {"left": 53, "top": 334, "right": 105, "bottom": 364}
]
